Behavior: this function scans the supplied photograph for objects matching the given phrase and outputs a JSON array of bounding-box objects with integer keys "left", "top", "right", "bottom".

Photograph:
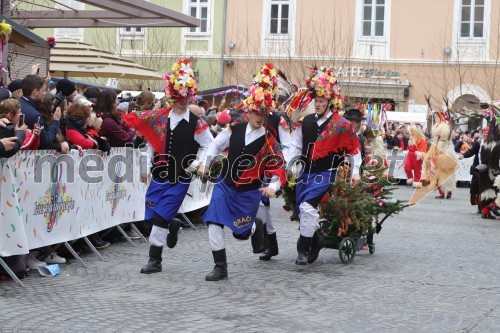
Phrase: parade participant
[
  {"left": 248, "top": 64, "right": 292, "bottom": 261},
  {"left": 477, "top": 121, "right": 500, "bottom": 219},
  {"left": 423, "top": 112, "right": 458, "bottom": 199},
  {"left": 198, "top": 66, "right": 286, "bottom": 281},
  {"left": 123, "top": 59, "right": 213, "bottom": 274},
  {"left": 404, "top": 127, "right": 427, "bottom": 188},
  {"left": 287, "top": 67, "right": 361, "bottom": 265},
  {"left": 344, "top": 108, "right": 367, "bottom": 161},
  {"left": 458, "top": 127, "right": 489, "bottom": 214},
  {"left": 254, "top": 104, "right": 291, "bottom": 261}
]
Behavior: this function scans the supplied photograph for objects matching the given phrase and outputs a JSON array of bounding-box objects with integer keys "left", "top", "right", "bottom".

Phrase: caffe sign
[{"left": 334, "top": 66, "right": 400, "bottom": 80}]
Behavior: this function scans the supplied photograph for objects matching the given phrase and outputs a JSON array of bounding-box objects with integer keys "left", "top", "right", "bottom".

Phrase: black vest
[
  {"left": 222, "top": 123, "right": 267, "bottom": 191},
  {"left": 301, "top": 113, "right": 344, "bottom": 172},
  {"left": 152, "top": 112, "right": 201, "bottom": 183}
]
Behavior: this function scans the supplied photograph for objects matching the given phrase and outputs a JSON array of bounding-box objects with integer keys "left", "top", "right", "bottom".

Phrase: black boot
[
  {"left": 140, "top": 245, "right": 163, "bottom": 274},
  {"left": 205, "top": 249, "right": 228, "bottom": 281},
  {"left": 295, "top": 235, "right": 313, "bottom": 265},
  {"left": 166, "top": 218, "right": 182, "bottom": 249},
  {"left": 308, "top": 231, "right": 325, "bottom": 264},
  {"left": 251, "top": 218, "right": 266, "bottom": 254},
  {"left": 259, "top": 232, "right": 279, "bottom": 261}
]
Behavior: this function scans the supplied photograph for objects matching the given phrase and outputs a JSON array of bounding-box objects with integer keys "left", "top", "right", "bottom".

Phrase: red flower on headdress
[{"left": 47, "top": 37, "right": 56, "bottom": 48}]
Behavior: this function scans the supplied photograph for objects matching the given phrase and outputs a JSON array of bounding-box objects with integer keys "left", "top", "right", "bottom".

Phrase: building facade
[
  {"left": 32, "top": 0, "right": 226, "bottom": 91},
  {"left": 18, "top": 0, "right": 500, "bottom": 129},
  {"left": 223, "top": 0, "right": 500, "bottom": 127}
]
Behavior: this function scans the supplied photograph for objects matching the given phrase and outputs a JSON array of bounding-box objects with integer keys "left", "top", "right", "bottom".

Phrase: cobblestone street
[{"left": 1, "top": 186, "right": 499, "bottom": 332}]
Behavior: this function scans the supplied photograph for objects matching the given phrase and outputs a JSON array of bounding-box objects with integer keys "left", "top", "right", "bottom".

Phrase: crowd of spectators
[{"left": 0, "top": 65, "right": 157, "bottom": 277}]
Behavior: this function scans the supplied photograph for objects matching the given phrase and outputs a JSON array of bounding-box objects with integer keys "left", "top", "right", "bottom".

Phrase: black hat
[
  {"left": 56, "top": 79, "right": 76, "bottom": 97},
  {"left": 344, "top": 108, "right": 366, "bottom": 121},
  {"left": 0, "top": 88, "right": 12, "bottom": 101},
  {"left": 7, "top": 79, "right": 23, "bottom": 93}
]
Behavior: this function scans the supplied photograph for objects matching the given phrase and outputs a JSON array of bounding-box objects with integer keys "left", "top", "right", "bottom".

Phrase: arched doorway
[{"left": 452, "top": 94, "right": 483, "bottom": 131}]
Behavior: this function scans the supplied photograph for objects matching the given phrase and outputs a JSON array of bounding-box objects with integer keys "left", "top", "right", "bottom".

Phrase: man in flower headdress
[
  {"left": 286, "top": 67, "right": 361, "bottom": 265},
  {"left": 123, "top": 59, "right": 213, "bottom": 274},
  {"left": 248, "top": 63, "right": 292, "bottom": 261},
  {"left": 197, "top": 64, "right": 287, "bottom": 281}
]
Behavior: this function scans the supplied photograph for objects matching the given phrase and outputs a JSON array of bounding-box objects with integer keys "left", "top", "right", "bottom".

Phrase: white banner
[
  {"left": 387, "top": 149, "right": 473, "bottom": 181},
  {"left": 0, "top": 148, "right": 212, "bottom": 257}
]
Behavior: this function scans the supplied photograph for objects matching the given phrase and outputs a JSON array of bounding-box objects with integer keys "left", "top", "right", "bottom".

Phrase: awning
[
  {"left": 340, "top": 80, "right": 410, "bottom": 103},
  {"left": 50, "top": 40, "right": 163, "bottom": 80},
  {"left": 385, "top": 111, "right": 427, "bottom": 124},
  {"left": 7, "top": 0, "right": 199, "bottom": 29}
]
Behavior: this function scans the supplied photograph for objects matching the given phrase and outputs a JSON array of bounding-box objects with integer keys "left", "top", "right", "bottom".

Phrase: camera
[
  {"left": 52, "top": 92, "right": 66, "bottom": 113},
  {"left": 0, "top": 123, "right": 15, "bottom": 139}
]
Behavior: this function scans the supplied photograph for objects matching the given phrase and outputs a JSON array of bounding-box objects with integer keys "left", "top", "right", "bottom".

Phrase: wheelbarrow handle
[{"left": 375, "top": 204, "right": 411, "bottom": 231}]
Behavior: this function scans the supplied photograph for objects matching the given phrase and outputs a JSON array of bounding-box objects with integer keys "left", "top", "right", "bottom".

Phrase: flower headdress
[
  {"left": 243, "top": 63, "right": 279, "bottom": 115},
  {"left": 162, "top": 58, "right": 197, "bottom": 102},
  {"left": 0, "top": 20, "right": 12, "bottom": 47},
  {"left": 305, "top": 66, "right": 343, "bottom": 109}
]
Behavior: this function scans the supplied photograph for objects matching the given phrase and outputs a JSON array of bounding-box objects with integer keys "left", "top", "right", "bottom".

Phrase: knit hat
[
  {"left": 162, "top": 59, "right": 197, "bottom": 102},
  {"left": 217, "top": 111, "right": 231, "bottom": 125},
  {"left": 243, "top": 63, "right": 279, "bottom": 115},
  {"left": 305, "top": 66, "right": 343, "bottom": 109},
  {"left": 56, "top": 79, "right": 76, "bottom": 97},
  {"left": 0, "top": 88, "right": 12, "bottom": 101},
  {"left": 7, "top": 79, "right": 22, "bottom": 93}
]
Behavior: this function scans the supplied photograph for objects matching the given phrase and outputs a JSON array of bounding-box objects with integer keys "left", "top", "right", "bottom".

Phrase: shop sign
[{"left": 334, "top": 66, "right": 400, "bottom": 80}]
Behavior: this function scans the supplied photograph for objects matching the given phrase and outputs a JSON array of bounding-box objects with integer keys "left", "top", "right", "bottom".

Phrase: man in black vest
[
  {"left": 198, "top": 66, "right": 286, "bottom": 281},
  {"left": 286, "top": 67, "right": 362, "bottom": 265},
  {"left": 127, "top": 59, "right": 214, "bottom": 274}
]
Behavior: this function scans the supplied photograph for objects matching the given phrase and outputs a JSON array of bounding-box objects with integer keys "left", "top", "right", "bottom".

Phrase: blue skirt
[
  {"left": 145, "top": 179, "right": 190, "bottom": 221},
  {"left": 295, "top": 170, "right": 336, "bottom": 214},
  {"left": 202, "top": 179, "right": 261, "bottom": 237}
]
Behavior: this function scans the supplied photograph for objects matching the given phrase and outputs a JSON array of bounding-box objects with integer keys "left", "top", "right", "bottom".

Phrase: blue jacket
[{"left": 18, "top": 97, "right": 60, "bottom": 149}]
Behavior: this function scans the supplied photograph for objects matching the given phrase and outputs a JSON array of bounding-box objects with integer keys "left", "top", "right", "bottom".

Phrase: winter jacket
[
  {"left": 18, "top": 97, "right": 61, "bottom": 149},
  {"left": 99, "top": 114, "right": 135, "bottom": 147}
]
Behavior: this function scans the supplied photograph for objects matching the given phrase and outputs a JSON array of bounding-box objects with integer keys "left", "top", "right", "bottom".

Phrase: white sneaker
[
  {"left": 27, "top": 253, "right": 47, "bottom": 269},
  {"left": 43, "top": 253, "right": 66, "bottom": 264}
]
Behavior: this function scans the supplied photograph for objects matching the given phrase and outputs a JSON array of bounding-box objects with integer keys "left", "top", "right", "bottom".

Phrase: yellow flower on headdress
[{"left": 0, "top": 20, "right": 12, "bottom": 37}]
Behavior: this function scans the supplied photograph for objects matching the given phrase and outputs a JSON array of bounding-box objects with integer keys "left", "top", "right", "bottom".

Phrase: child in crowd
[{"left": 0, "top": 98, "right": 40, "bottom": 150}]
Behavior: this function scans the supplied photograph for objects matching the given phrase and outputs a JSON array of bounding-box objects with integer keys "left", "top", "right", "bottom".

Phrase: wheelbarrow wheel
[
  {"left": 339, "top": 237, "right": 356, "bottom": 264},
  {"left": 368, "top": 244, "right": 375, "bottom": 254}
]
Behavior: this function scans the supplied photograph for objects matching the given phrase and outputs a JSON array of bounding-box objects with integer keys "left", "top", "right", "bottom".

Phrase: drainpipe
[{"left": 220, "top": 0, "right": 227, "bottom": 87}]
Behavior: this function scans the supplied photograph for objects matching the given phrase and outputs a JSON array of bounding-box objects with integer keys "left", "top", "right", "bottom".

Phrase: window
[
  {"left": 460, "top": 0, "right": 484, "bottom": 38},
  {"left": 55, "top": 28, "right": 82, "bottom": 36},
  {"left": 54, "top": 0, "right": 84, "bottom": 40},
  {"left": 362, "top": 0, "right": 385, "bottom": 37},
  {"left": 55, "top": 0, "right": 83, "bottom": 10},
  {"left": 269, "top": 0, "right": 290, "bottom": 35},
  {"left": 119, "top": 27, "right": 145, "bottom": 36},
  {"left": 188, "top": 0, "right": 210, "bottom": 34}
]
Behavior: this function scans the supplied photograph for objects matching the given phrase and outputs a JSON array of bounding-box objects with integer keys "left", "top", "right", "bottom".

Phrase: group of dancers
[{"left": 124, "top": 58, "right": 500, "bottom": 281}]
